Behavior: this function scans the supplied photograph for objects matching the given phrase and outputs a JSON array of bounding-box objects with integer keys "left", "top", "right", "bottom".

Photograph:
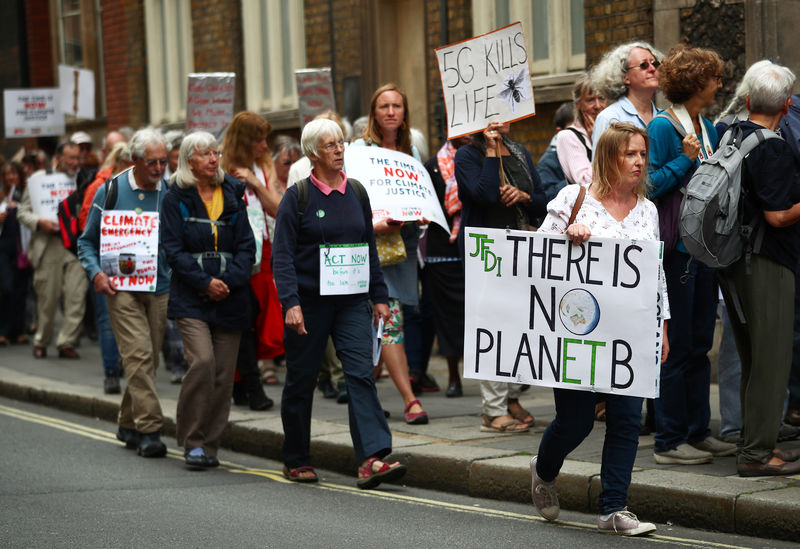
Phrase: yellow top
[{"left": 202, "top": 185, "right": 224, "bottom": 250}]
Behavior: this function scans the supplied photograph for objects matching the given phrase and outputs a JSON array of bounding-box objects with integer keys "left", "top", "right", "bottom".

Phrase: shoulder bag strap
[{"left": 566, "top": 186, "right": 586, "bottom": 229}]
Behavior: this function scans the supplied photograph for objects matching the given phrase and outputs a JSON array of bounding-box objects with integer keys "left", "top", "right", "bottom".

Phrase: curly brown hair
[
  {"left": 220, "top": 111, "right": 272, "bottom": 173},
  {"left": 658, "top": 44, "right": 724, "bottom": 105},
  {"left": 362, "top": 83, "right": 413, "bottom": 155}
]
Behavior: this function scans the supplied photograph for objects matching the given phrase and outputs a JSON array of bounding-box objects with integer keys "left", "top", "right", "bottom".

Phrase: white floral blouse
[{"left": 540, "top": 184, "right": 670, "bottom": 318}]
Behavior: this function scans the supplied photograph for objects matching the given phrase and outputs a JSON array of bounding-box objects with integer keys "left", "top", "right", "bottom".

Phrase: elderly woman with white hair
[
  {"left": 272, "top": 118, "right": 406, "bottom": 488},
  {"left": 161, "top": 131, "right": 256, "bottom": 469},
  {"left": 591, "top": 41, "right": 663, "bottom": 147}
]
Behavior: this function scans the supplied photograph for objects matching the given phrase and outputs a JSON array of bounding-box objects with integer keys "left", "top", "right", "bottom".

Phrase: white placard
[
  {"left": 27, "top": 173, "right": 75, "bottom": 222},
  {"left": 99, "top": 210, "right": 160, "bottom": 292},
  {"left": 4, "top": 88, "right": 65, "bottom": 138},
  {"left": 186, "top": 73, "right": 236, "bottom": 140},
  {"left": 435, "top": 22, "right": 536, "bottom": 139},
  {"left": 58, "top": 64, "right": 95, "bottom": 120},
  {"left": 463, "top": 227, "right": 664, "bottom": 399},
  {"left": 344, "top": 146, "right": 449, "bottom": 232},
  {"left": 296, "top": 68, "right": 336, "bottom": 126},
  {"left": 319, "top": 243, "right": 369, "bottom": 295}
]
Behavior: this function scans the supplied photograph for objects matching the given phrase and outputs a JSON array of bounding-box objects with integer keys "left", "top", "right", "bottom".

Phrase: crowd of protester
[{"left": 3, "top": 39, "right": 800, "bottom": 537}]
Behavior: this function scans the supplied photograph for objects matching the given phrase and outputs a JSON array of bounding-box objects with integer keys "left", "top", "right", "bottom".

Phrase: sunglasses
[{"left": 628, "top": 60, "right": 660, "bottom": 71}]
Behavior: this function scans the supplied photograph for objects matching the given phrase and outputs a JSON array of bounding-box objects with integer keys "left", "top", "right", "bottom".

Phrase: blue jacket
[{"left": 160, "top": 174, "right": 255, "bottom": 329}]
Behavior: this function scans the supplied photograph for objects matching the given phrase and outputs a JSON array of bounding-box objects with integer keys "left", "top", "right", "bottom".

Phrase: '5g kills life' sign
[{"left": 435, "top": 22, "right": 536, "bottom": 139}]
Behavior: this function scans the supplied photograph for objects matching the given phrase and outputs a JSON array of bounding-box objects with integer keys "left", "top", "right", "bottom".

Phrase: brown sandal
[
  {"left": 507, "top": 400, "right": 534, "bottom": 425},
  {"left": 481, "top": 414, "right": 530, "bottom": 433}
]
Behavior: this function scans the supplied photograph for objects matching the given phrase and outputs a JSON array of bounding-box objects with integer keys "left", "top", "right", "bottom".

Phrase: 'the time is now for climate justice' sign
[{"left": 464, "top": 227, "right": 664, "bottom": 399}]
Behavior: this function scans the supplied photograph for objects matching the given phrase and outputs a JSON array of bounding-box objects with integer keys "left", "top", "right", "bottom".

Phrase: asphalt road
[{"left": 0, "top": 396, "right": 795, "bottom": 549}]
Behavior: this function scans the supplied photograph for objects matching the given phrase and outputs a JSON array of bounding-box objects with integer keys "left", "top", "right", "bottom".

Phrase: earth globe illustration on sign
[{"left": 559, "top": 289, "right": 600, "bottom": 336}]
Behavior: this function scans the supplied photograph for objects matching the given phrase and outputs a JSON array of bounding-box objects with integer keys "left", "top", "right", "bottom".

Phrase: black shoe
[
  {"left": 232, "top": 381, "right": 248, "bottom": 406},
  {"left": 318, "top": 380, "right": 338, "bottom": 399},
  {"left": 138, "top": 432, "right": 167, "bottom": 458},
  {"left": 249, "top": 386, "right": 274, "bottom": 411},
  {"left": 104, "top": 374, "right": 121, "bottom": 395},
  {"left": 184, "top": 448, "right": 212, "bottom": 469},
  {"left": 778, "top": 423, "right": 800, "bottom": 442},
  {"left": 409, "top": 374, "right": 422, "bottom": 395},
  {"left": 446, "top": 383, "right": 463, "bottom": 398},
  {"left": 116, "top": 426, "right": 140, "bottom": 450},
  {"left": 336, "top": 381, "right": 349, "bottom": 404},
  {"left": 419, "top": 373, "right": 440, "bottom": 392}
]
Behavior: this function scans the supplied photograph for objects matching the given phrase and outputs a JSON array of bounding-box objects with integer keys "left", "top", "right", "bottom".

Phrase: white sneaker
[
  {"left": 690, "top": 436, "right": 736, "bottom": 457},
  {"left": 597, "top": 508, "right": 656, "bottom": 536},
  {"left": 654, "top": 443, "right": 713, "bottom": 465},
  {"left": 530, "top": 456, "right": 559, "bottom": 521}
]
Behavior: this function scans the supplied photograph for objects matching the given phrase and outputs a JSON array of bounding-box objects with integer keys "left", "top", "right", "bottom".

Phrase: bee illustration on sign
[{"left": 496, "top": 67, "right": 528, "bottom": 113}]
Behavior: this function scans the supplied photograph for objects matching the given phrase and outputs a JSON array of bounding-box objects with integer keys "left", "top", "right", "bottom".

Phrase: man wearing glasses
[{"left": 78, "top": 129, "right": 172, "bottom": 458}]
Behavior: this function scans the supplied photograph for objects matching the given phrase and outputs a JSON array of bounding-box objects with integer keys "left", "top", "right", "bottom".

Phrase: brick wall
[
  {"left": 25, "top": 0, "right": 54, "bottom": 87},
  {"left": 584, "top": 0, "right": 653, "bottom": 65},
  {"left": 190, "top": 0, "right": 246, "bottom": 112}
]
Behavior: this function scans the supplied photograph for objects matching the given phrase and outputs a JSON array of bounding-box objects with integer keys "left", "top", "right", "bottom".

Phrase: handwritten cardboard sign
[
  {"left": 58, "top": 64, "right": 95, "bottom": 120},
  {"left": 436, "top": 22, "right": 536, "bottom": 139},
  {"left": 3, "top": 88, "right": 65, "bottom": 138},
  {"left": 27, "top": 173, "right": 75, "bottom": 222},
  {"left": 344, "top": 146, "right": 449, "bottom": 233},
  {"left": 463, "top": 227, "right": 664, "bottom": 398},
  {"left": 186, "top": 73, "right": 235, "bottom": 140},
  {"left": 296, "top": 68, "right": 336, "bottom": 126},
  {"left": 99, "top": 210, "right": 160, "bottom": 292}
]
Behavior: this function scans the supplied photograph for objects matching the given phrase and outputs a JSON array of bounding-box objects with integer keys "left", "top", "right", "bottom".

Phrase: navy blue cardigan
[{"left": 161, "top": 174, "right": 255, "bottom": 330}]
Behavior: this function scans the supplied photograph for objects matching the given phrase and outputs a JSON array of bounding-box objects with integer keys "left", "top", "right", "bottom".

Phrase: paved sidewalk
[{"left": 1, "top": 338, "right": 798, "bottom": 541}]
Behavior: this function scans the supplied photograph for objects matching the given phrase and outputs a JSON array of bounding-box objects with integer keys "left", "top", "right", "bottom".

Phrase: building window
[
  {"left": 144, "top": 0, "right": 194, "bottom": 124},
  {"left": 56, "top": 0, "right": 105, "bottom": 116},
  {"left": 472, "top": 0, "right": 585, "bottom": 79},
  {"left": 241, "top": 0, "right": 306, "bottom": 113}
]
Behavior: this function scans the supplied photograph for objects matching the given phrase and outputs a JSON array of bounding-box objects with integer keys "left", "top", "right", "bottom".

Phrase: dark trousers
[
  {"left": 281, "top": 296, "right": 391, "bottom": 467},
  {"left": 0, "top": 236, "right": 28, "bottom": 339},
  {"left": 536, "top": 389, "right": 642, "bottom": 514},
  {"left": 719, "top": 255, "right": 794, "bottom": 463},
  {"left": 404, "top": 265, "right": 435, "bottom": 376},
  {"left": 654, "top": 251, "right": 716, "bottom": 452}
]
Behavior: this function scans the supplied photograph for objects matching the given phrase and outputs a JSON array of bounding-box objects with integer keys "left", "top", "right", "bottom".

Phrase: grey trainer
[
  {"left": 690, "top": 436, "right": 736, "bottom": 456},
  {"left": 654, "top": 443, "right": 712, "bottom": 465},
  {"left": 530, "top": 456, "right": 559, "bottom": 521},
  {"left": 598, "top": 508, "right": 656, "bottom": 536}
]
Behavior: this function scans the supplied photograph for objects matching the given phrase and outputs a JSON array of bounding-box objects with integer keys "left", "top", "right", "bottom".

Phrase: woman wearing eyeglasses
[
  {"left": 591, "top": 42, "right": 663, "bottom": 147},
  {"left": 646, "top": 44, "right": 734, "bottom": 466},
  {"left": 161, "top": 131, "right": 256, "bottom": 468}
]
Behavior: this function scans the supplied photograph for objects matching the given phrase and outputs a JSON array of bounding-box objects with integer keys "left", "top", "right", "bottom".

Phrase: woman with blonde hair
[
  {"left": 221, "top": 111, "right": 284, "bottom": 404},
  {"left": 532, "top": 123, "right": 668, "bottom": 536},
  {"left": 351, "top": 84, "right": 428, "bottom": 424}
]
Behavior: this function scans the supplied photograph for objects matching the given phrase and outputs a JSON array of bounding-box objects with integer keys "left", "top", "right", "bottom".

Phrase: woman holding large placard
[
  {"left": 161, "top": 131, "right": 256, "bottom": 469},
  {"left": 531, "top": 123, "right": 668, "bottom": 536},
  {"left": 272, "top": 118, "right": 406, "bottom": 488},
  {"left": 351, "top": 83, "right": 429, "bottom": 425},
  {"left": 455, "top": 120, "right": 547, "bottom": 433},
  {"left": 646, "top": 45, "right": 734, "bottom": 466}
]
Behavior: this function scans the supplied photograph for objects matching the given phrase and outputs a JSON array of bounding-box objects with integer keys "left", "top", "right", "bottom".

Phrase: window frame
[{"left": 241, "top": 0, "right": 306, "bottom": 114}]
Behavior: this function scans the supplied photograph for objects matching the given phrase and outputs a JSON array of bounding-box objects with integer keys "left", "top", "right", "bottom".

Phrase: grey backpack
[{"left": 679, "top": 125, "right": 780, "bottom": 269}]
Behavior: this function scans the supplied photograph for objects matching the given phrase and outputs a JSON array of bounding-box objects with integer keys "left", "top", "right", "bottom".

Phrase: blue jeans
[
  {"left": 654, "top": 252, "right": 716, "bottom": 452},
  {"left": 92, "top": 291, "right": 120, "bottom": 376},
  {"left": 281, "top": 296, "right": 392, "bottom": 467},
  {"left": 717, "top": 303, "right": 742, "bottom": 437},
  {"left": 536, "top": 389, "right": 642, "bottom": 514}
]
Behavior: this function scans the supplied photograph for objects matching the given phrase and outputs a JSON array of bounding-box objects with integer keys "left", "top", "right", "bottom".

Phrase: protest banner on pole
[
  {"left": 58, "top": 64, "right": 95, "bottom": 120},
  {"left": 26, "top": 173, "right": 76, "bottom": 222},
  {"left": 186, "top": 73, "right": 235, "bottom": 140},
  {"left": 99, "top": 210, "right": 160, "bottom": 292},
  {"left": 3, "top": 88, "right": 65, "bottom": 138},
  {"left": 296, "top": 68, "right": 336, "bottom": 127},
  {"left": 343, "top": 146, "right": 449, "bottom": 232},
  {"left": 435, "top": 22, "right": 536, "bottom": 139},
  {"left": 463, "top": 227, "right": 664, "bottom": 398}
]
